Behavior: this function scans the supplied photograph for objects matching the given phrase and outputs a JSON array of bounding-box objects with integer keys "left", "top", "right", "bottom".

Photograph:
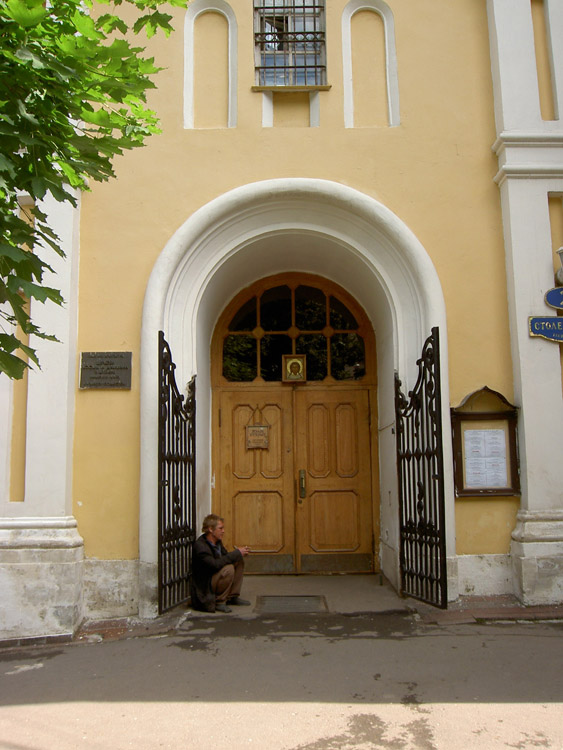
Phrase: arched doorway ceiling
[{"left": 140, "top": 178, "right": 452, "bottom": 573}]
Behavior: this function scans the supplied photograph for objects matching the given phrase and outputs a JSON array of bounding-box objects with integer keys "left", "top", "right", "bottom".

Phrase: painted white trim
[
  {"left": 262, "top": 91, "right": 274, "bottom": 128},
  {"left": 487, "top": 0, "right": 540, "bottom": 131},
  {"left": 1, "top": 194, "right": 80, "bottom": 521},
  {"left": 310, "top": 91, "right": 320, "bottom": 127},
  {"left": 0, "top": 373, "right": 12, "bottom": 507},
  {"left": 487, "top": 0, "right": 563, "bottom": 132},
  {"left": 183, "top": 0, "right": 238, "bottom": 129},
  {"left": 140, "top": 178, "right": 453, "bottom": 613},
  {"left": 546, "top": 0, "right": 563, "bottom": 120},
  {"left": 1, "top": 192, "right": 34, "bottom": 506},
  {"left": 342, "top": 0, "right": 400, "bottom": 128}
]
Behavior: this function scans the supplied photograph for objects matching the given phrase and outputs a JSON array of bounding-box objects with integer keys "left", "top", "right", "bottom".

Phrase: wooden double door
[{"left": 217, "top": 387, "right": 375, "bottom": 573}]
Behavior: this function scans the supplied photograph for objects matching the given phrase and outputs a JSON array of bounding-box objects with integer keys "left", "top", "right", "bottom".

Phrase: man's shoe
[
  {"left": 215, "top": 602, "right": 232, "bottom": 613},
  {"left": 228, "top": 596, "right": 251, "bottom": 606}
]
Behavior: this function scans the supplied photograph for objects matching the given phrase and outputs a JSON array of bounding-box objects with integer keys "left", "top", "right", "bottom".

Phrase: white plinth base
[
  {"left": 0, "top": 517, "right": 84, "bottom": 641},
  {"left": 138, "top": 561, "right": 159, "bottom": 619},
  {"left": 83, "top": 559, "right": 139, "bottom": 619},
  {"left": 379, "top": 541, "right": 400, "bottom": 592},
  {"left": 511, "top": 510, "right": 563, "bottom": 605},
  {"left": 457, "top": 554, "right": 513, "bottom": 596}
]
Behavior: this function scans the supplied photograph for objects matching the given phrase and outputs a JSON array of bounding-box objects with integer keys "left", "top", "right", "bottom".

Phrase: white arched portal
[{"left": 139, "top": 178, "right": 455, "bottom": 616}]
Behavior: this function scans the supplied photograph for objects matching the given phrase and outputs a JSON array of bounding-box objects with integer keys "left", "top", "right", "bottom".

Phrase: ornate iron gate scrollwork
[
  {"left": 395, "top": 327, "right": 447, "bottom": 608},
  {"left": 158, "top": 331, "right": 196, "bottom": 614}
]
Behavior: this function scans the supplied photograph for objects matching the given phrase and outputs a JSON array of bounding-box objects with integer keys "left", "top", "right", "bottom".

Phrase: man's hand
[{"left": 236, "top": 546, "right": 251, "bottom": 556}]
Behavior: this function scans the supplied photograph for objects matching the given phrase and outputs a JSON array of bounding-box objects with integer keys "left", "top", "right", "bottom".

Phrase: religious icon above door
[{"left": 282, "top": 354, "right": 306, "bottom": 382}]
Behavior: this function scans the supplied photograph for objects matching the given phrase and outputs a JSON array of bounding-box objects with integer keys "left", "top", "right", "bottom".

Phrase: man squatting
[{"left": 191, "top": 514, "right": 251, "bottom": 612}]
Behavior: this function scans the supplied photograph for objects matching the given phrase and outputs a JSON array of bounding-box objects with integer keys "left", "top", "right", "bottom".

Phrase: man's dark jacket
[{"left": 190, "top": 534, "right": 243, "bottom": 612}]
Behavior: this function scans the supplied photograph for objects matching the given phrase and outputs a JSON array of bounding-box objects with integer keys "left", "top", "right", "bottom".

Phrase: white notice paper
[{"left": 464, "top": 429, "right": 507, "bottom": 488}]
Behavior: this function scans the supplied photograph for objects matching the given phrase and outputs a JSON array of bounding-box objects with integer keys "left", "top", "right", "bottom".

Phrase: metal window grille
[{"left": 254, "top": 0, "right": 326, "bottom": 86}]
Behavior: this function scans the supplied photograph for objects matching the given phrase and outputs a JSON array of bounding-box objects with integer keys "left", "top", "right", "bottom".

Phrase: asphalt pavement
[{"left": 1, "top": 576, "right": 562, "bottom": 750}]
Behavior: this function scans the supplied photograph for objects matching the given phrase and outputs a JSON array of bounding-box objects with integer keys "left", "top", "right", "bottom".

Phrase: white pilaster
[
  {"left": 0, "top": 374, "right": 11, "bottom": 508},
  {"left": 546, "top": 0, "right": 563, "bottom": 120},
  {"left": 488, "top": 0, "right": 563, "bottom": 604},
  {"left": 0, "top": 194, "right": 84, "bottom": 640},
  {"left": 487, "top": 0, "right": 542, "bottom": 131},
  {"left": 497, "top": 175, "right": 563, "bottom": 511}
]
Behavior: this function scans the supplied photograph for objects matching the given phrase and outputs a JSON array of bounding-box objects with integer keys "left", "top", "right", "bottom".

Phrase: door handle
[{"left": 299, "top": 469, "right": 306, "bottom": 499}]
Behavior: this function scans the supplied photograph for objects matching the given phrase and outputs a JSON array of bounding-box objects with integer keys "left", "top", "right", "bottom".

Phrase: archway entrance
[
  {"left": 211, "top": 273, "right": 379, "bottom": 574},
  {"left": 140, "top": 178, "right": 455, "bottom": 616}
]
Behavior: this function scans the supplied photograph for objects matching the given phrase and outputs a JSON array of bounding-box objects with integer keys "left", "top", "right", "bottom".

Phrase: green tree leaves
[
  {"left": 5, "top": 0, "right": 48, "bottom": 28},
  {"left": 0, "top": 0, "right": 186, "bottom": 377}
]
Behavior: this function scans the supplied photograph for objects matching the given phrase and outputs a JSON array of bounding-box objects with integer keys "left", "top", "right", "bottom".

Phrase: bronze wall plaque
[
  {"left": 246, "top": 424, "right": 269, "bottom": 449},
  {"left": 80, "top": 352, "right": 132, "bottom": 389}
]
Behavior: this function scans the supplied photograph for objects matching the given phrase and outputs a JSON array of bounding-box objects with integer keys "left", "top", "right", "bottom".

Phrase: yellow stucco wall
[
  {"left": 455, "top": 497, "right": 520, "bottom": 555},
  {"left": 74, "top": 1, "right": 513, "bottom": 559}
]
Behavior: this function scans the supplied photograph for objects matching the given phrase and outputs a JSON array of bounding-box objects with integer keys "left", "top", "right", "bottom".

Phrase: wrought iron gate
[
  {"left": 158, "top": 331, "right": 196, "bottom": 614},
  {"left": 395, "top": 327, "right": 447, "bottom": 608}
]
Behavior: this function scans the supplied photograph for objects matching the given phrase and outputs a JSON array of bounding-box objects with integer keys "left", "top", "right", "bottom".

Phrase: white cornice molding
[
  {"left": 492, "top": 131, "right": 563, "bottom": 184},
  {"left": 512, "top": 509, "right": 563, "bottom": 544},
  {"left": 493, "top": 131, "right": 563, "bottom": 154},
  {"left": 0, "top": 516, "right": 79, "bottom": 530},
  {"left": 0, "top": 517, "right": 83, "bottom": 550},
  {"left": 494, "top": 164, "right": 563, "bottom": 185}
]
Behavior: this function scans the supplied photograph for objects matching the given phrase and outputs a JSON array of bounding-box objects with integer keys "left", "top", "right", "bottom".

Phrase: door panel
[
  {"left": 232, "top": 491, "right": 284, "bottom": 551},
  {"left": 295, "top": 390, "right": 373, "bottom": 572},
  {"left": 306, "top": 403, "right": 330, "bottom": 476},
  {"left": 218, "top": 387, "right": 373, "bottom": 574},
  {"left": 220, "top": 390, "right": 296, "bottom": 572},
  {"left": 309, "top": 491, "right": 360, "bottom": 550},
  {"left": 335, "top": 404, "right": 359, "bottom": 477}
]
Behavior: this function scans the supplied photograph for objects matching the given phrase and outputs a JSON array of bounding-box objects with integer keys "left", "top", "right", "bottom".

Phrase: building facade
[{"left": 1, "top": 0, "right": 563, "bottom": 640}]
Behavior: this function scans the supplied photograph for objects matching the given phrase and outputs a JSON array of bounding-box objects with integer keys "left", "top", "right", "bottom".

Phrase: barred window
[{"left": 254, "top": 0, "right": 326, "bottom": 87}]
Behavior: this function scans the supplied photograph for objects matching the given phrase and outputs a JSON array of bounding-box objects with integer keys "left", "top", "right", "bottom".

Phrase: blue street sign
[
  {"left": 545, "top": 287, "right": 563, "bottom": 311},
  {"left": 529, "top": 316, "right": 563, "bottom": 342}
]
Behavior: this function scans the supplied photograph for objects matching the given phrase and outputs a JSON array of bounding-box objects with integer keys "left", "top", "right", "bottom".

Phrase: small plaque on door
[{"left": 246, "top": 425, "right": 269, "bottom": 449}]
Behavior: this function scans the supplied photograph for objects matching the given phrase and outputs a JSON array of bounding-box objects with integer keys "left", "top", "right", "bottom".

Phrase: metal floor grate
[{"left": 255, "top": 595, "right": 328, "bottom": 614}]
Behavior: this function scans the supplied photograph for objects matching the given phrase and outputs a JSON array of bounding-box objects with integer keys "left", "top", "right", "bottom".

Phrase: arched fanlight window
[{"left": 222, "top": 282, "right": 366, "bottom": 382}]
